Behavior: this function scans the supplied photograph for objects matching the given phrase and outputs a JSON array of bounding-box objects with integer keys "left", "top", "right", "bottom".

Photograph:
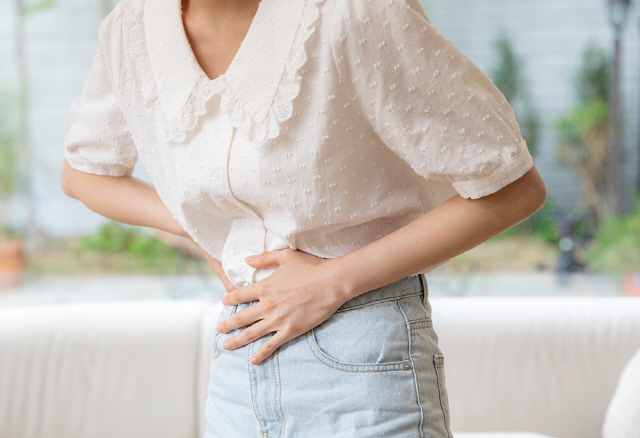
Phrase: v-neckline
[
  {"left": 179, "top": 0, "right": 265, "bottom": 85},
  {"left": 142, "top": 0, "right": 311, "bottom": 146}
]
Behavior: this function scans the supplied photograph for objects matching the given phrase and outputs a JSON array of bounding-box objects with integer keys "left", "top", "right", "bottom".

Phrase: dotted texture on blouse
[
  {"left": 63, "top": 2, "right": 138, "bottom": 177},
  {"left": 62, "top": 0, "right": 537, "bottom": 288},
  {"left": 330, "top": 0, "right": 534, "bottom": 199}
]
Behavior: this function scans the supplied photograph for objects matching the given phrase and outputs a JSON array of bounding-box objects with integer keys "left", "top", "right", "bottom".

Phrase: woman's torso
[{"left": 96, "top": 0, "right": 485, "bottom": 288}]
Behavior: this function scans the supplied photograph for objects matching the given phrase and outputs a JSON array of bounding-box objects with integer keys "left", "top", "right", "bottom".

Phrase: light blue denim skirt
[{"left": 203, "top": 274, "right": 454, "bottom": 438}]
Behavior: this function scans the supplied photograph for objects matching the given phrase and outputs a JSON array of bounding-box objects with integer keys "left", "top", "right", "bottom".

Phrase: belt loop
[{"left": 418, "top": 274, "right": 429, "bottom": 306}]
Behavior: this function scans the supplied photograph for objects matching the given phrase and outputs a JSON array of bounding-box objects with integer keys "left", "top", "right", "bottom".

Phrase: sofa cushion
[
  {"left": 431, "top": 297, "right": 640, "bottom": 438},
  {"left": 0, "top": 300, "right": 212, "bottom": 438},
  {"left": 602, "top": 345, "right": 640, "bottom": 438}
]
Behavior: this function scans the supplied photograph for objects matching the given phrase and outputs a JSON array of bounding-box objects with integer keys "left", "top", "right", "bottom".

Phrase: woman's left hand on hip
[{"left": 215, "top": 248, "right": 349, "bottom": 365}]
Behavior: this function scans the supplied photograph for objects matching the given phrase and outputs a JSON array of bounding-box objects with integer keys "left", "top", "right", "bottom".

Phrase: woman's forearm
[
  {"left": 329, "top": 167, "right": 547, "bottom": 301},
  {"left": 60, "top": 160, "right": 189, "bottom": 239}
]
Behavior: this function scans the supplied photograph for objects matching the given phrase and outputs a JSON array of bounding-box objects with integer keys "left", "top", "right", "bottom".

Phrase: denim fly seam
[{"left": 243, "top": 299, "right": 285, "bottom": 437}]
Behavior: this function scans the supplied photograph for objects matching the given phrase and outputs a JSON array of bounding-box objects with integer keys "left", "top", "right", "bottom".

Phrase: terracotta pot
[
  {"left": 0, "top": 238, "right": 26, "bottom": 290},
  {"left": 623, "top": 272, "right": 640, "bottom": 297}
]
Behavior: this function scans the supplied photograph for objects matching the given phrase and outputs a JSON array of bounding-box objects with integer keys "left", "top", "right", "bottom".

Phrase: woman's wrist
[{"left": 323, "top": 255, "right": 371, "bottom": 304}]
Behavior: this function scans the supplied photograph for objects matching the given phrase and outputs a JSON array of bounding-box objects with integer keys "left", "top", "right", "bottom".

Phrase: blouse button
[{"left": 240, "top": 266, "right": 249, "bottom": 276}]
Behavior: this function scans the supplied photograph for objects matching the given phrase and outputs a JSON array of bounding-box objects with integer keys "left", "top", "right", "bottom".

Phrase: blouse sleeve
[
  {"left": 330, "top": 0, "right": 534, "bottom": 199},
  {"left": 63, "top": 4, "right": 138, "bottom": 177}
]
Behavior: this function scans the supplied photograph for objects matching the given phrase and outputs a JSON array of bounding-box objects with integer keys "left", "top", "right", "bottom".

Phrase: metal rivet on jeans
[{"left": 403, "top": 362, "right": 412, "bottom": 370}]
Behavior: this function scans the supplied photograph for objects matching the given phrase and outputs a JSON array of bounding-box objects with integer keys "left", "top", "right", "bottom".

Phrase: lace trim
[{"left": 126, "top": 0, "right": 326, "bottom": 147}]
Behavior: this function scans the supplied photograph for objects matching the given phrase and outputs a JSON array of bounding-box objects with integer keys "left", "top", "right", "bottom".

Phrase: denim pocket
[
  {"left": 211, "top": 331, "right": 222, "bottom": 358},
  {"left": 433, "top": 354, "right": 454, "bottom": 438},
  {"left": 305, "top": 299, "right": 413, "bottom": 372},
  {"left": 211, "top": 304, "right": 239, "bottom": 359}
]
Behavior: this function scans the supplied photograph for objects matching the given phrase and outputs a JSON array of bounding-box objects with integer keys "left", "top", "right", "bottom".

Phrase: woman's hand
[{"left": 215, "top": 248, "right": 350, "bottom": 365}]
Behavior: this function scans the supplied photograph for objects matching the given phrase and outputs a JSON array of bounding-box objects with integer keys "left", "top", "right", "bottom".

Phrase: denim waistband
[{"left": 336, "top": 273, "right": 429, "bottom": 313}]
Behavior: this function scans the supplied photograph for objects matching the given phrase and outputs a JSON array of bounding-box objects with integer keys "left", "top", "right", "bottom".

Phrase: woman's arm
[
  {"left": 330, "top": 165, "right": 547, "bottom": 300},
  {"left": 60, "top": 159, "right": 189, "bottom": 239},
  {"left": 218, "top": 166, "right": 546, "bottom": 365},
  {"left": 60, "top": 160, "right": 242, "bottom": 291}
]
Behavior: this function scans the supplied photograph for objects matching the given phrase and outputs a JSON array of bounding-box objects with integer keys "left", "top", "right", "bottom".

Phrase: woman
[{"left": 60, "top": 0, "right": 547, "bottom": 436}]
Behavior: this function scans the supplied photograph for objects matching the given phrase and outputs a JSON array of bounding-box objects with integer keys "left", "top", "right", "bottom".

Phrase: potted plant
[{"left": 0, "top": 86, "right": 26, "bottom": 289}]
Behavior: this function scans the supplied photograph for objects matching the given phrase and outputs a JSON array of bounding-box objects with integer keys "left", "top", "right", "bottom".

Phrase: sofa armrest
[{"left": 0, "top": 300, "right": 212, "bottom": 438}]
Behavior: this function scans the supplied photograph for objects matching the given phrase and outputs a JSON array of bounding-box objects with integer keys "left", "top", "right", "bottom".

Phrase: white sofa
[{"left": 0, "top": 296, "right": 639, "bottom": 438}]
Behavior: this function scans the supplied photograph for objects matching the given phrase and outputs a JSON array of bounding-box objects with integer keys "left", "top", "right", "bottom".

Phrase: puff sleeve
[
  {"left": 330, "top": 0, "right": 535, "bottom": 199},
  {"left": 63, "top": 4, "right": 138, "bottom": 177}
]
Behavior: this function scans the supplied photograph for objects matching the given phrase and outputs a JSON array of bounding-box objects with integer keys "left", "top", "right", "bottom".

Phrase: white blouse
[{"left": 63, "top": 0, "right": 535, "bottom": 288}]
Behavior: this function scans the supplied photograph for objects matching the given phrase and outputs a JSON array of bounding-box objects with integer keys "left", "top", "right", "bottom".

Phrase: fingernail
[
  {"left": 245, "top": 255, "right": 256, "bottom": 262},
  {"left": 250, "top": 356, "right": 258, "bottom": 365},
  {"left": 223, "top": 341, "right": 230, "bottom": 350},
  {"left": 216, "top": 324, "right": 225, "bottom": 333}
]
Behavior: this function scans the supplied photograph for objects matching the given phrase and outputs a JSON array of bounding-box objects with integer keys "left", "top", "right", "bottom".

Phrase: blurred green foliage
[
  {"left": 490, "top": 28, "right": 541, "bottom": 158},
  {"left": 0, "top": 87, "right": 18, "bottom": 198},
  {"left": 22, "top": 0, "right": 58, "bottom": 17},
  {"left": 0, "top": 86, "right": 22, "bottom": 239},
  {"left": 585, "top": 192, "right": 640, "bottom": 272},
  {"left": 78, "top": 221, "right": 179, "bottom": 257},
  {"left": 553, "top": 41, "right": 612, "bottom": 225}
]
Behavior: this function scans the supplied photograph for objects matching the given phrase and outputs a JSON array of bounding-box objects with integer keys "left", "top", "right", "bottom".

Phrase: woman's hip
[{"left": 205, "top": 274, "right": 454, "bottom": 438}]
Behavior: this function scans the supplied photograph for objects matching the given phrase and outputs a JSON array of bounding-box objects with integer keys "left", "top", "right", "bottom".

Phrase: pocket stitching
[
  {"left": 408, "top": 319, "right": 433, "bottom": 331},
  {"left": 306, "top": 298, "right": 412, "bottom": 372},
  {"left": 306, "top": 331, "right": 412, "bottom": 373},
  {"left": 433, "top": 354, "right": 454, "bottom": 438},
  {"left": 212, "top": 331, "right": 221, "bottom": 349},
  {"left": 336, "top": 292, "right": 423, "bottom": 313}
]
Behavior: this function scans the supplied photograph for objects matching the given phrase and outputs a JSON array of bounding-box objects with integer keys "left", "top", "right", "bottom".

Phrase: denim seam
[
  {"left": 434, "top": 354, "right": 454, "bottom": 438},
  {"left": 273, "top": 349, "right": 286, "bottom": 437},
  {"left": 408, "top": 318, "right": 433, "bottom": 325},
  {"left": 396, "top": 299, "right": 426, "bottom": 438},
  {"left": 336, "top": 292, "right": 423, "bottom": 313},
  {"left": 408, "top": 320, "right": 433, "bottom": 331},
  {"left": 211, "top": 331, "right": 221, "bottom": 357},
  {"left": 247, "top": 343, "right": 267, "bottom": 434}
]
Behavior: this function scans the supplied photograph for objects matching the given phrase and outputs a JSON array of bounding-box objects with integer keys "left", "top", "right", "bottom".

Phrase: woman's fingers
[
  {"left": 249, "top": 330, "right": 292, "bottom": 365},
  {"left": 217, "top": 303, "right": 262, "bottom": 334},
  {"left": 222, "top": 284, "right": 259, "bottom": 306},
  {"left": 222, "top": 318, "right": 272, "bottom": 351}
]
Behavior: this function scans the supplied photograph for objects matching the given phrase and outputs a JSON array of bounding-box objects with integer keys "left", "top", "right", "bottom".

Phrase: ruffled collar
[{"left": 128, "top": 0, "right": 323, "bottom": 147}]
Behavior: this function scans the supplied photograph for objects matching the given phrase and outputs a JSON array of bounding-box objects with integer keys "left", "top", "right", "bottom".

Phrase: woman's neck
[{"left": 181, "top": 0, "right": 261, "bottom": 22}]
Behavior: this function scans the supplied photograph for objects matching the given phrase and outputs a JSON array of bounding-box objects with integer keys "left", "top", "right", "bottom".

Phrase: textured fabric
[
  {"left": 63, "top": 0, "right": 535, "bottom": 289},
  {"left": 602, "top": 346, "right": 640, "bottom": 438},
  {"left": 205, "top": 274, "right": 456, "bottom": 437},
  {"left": 432, "top": 297, "right": 640, "bottom": 438},
  {"left": 0, "top": 301, "right": 210, "bottom": 438},
  {"left": 3, "top": 297, "right": 639, "bottom": 438}
]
